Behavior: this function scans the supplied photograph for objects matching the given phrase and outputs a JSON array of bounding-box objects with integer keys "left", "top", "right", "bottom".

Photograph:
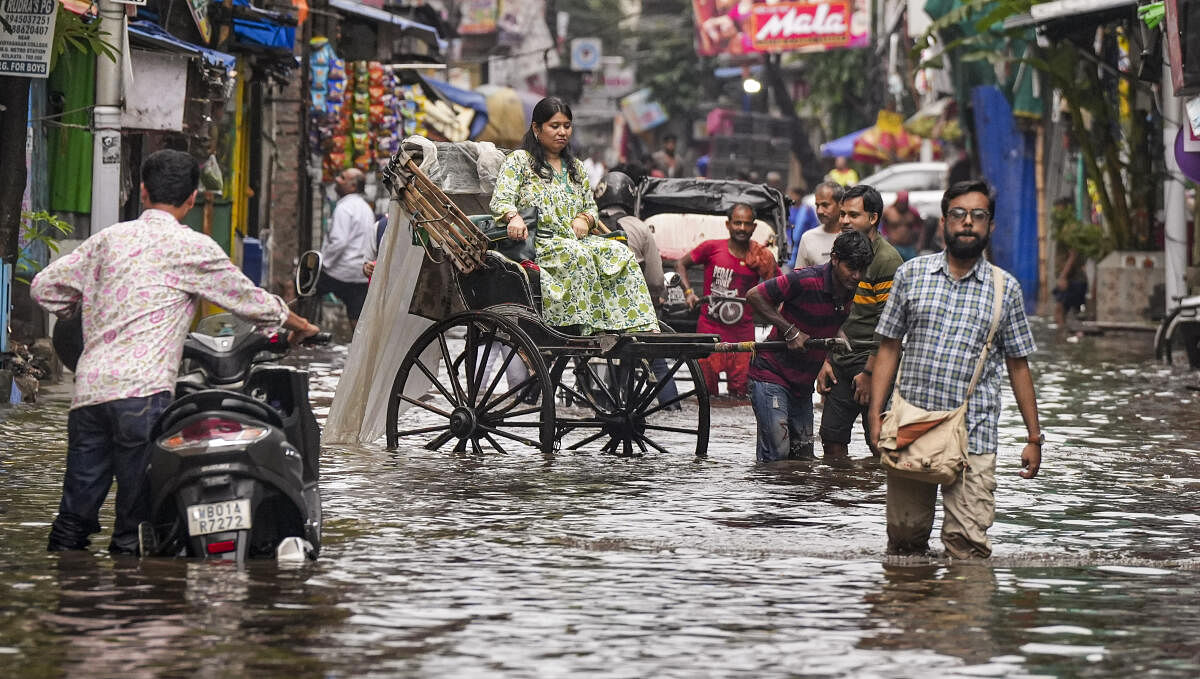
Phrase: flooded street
[{"left": 2, "top": 320, "right": 1199, "bottom": 678}]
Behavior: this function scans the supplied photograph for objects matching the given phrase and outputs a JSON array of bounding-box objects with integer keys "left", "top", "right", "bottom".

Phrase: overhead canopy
[
  {"left": 820, "top": 128, "right": 869, "bottom": 158},
  {"left": 127, "top": 20, "right": 236, "bottom": 70},
  {"left": 328, "top": 0, "right": 447, "bottom": 52},
  {"left": 635, "top": 178, "right": 788, "bottom": 231}
]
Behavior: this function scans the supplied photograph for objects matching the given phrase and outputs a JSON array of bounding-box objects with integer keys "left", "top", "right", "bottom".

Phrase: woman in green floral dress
[{"left": 490, "top": 97, "right": 658, "bottom": 335}]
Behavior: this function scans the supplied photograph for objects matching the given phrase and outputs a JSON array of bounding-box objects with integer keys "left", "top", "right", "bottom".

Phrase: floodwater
[{"left": 1, "top": 321, "right": 1199, "bottom": 678}]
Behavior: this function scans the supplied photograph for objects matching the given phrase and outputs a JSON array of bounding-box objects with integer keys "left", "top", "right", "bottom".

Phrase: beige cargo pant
[{"left": 885, "top": 453, "right": 997, "bottom": 559}]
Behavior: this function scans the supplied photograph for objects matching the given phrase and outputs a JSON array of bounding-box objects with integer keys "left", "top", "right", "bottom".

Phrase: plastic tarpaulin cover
[
  {"left": 635, "top": 177, "right": 788, "bottom": 230},
  {"left": 422, "top": 77, "right": 490, "bottom": 139},
  {"left": 323, "top": 138, "right": 506, "bottom": 445}
]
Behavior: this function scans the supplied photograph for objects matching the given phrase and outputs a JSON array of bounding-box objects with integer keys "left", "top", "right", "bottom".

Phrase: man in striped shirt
[
  {"left": 746, "top": 231, "right": 873, "bottom": 462},
  {"left": 815, "top": 185, "right": 904, "bottom": 462}
]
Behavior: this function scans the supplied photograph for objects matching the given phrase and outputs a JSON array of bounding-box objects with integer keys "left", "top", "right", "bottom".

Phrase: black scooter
[{"left": 137, "top": 313, "right": 328, "bottom": 561}]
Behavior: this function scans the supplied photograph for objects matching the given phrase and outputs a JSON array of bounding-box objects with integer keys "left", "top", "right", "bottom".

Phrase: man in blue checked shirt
[{"left": 866, "top": 179, "right": 1044, "bottom": 560}]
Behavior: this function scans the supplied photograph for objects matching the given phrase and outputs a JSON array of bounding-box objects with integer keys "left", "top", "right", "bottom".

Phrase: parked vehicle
[
  {"left": 804, "top": 161, "right": 948, "bottom": 222},
  {"left": 634, "top": 177, "right": 788, "bottom": 334},
  {"left": 138, "top": 306, "right": 328, "bottom": 562},
  {"left": 1155, "top": 294, "right": 1200, "bottom": 369}
]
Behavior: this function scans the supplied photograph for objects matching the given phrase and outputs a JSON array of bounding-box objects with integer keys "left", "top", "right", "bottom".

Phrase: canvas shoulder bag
[{"left": 878, "top": 265, "right": 1006, "bottom": 485}]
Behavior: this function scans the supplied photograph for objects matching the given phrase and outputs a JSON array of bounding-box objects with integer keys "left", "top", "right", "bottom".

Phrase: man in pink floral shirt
[{"left": 31, "top": 149, "right": 319, "bottom": 555}]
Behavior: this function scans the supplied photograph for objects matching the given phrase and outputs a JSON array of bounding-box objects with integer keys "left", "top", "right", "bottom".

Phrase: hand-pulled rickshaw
[{"left": 319, "top": 139, "right": 845, "bottom": 458}]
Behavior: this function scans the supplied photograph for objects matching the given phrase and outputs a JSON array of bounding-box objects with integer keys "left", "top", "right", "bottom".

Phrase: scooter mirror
[{"left": 295, "top": 250, "right": 322, "bottom": 297}]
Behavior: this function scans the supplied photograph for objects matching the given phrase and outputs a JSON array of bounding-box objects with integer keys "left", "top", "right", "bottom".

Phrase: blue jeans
[
  {"left": 48, "top": 392, "right": 171, "bottom": 554},
  {"left": 749, "top": 379, "right": 814, "bottom": 463}
]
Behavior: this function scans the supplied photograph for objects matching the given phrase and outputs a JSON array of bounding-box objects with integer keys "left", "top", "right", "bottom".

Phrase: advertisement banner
[
  {"left": 459, "top": 0, "right": 496, "bottom": 35},
  {"left": 0, "top": 0, "right": 58, "bottom": 78},
  {"left": 619, "top": 88, "right": 668, "bottom": 133},
  {"left": 692, "top": 0, "right": 869, "bottom": 56}
]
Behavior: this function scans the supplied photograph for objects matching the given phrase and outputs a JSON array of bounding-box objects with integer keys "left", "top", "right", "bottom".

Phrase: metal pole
[
  {"left": 1163, "top": 62, "right": 1187, "bottom": 312},
  {"left": 90, "top": 0, "right": 126, "bottom": 235}
]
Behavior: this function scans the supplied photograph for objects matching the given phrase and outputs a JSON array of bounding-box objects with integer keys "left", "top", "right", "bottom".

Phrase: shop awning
[
  {"left": 231, "top": 0, "right": 296, "bottom": 51},
  {"left": 127, "top": 20, "right": 236, "bottom": 70},
  {"left": 328, "top": 0, "right": 447, "bottom": 51},
  {"left": 422, "top": 77, "right": 489, "bottom": 139},
  {"left": 1003, "top": 0, "right": 1137, "bottom": 30}
]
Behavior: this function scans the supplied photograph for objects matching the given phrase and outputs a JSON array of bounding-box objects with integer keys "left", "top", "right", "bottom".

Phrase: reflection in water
[{"left": 2, "top": 324, "right": 1200, "bottom": 676}]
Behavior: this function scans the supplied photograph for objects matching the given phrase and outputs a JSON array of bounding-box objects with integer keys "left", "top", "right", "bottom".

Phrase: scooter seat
[{"left": 152, "top": 389, "right": 285, "bottom": 440}]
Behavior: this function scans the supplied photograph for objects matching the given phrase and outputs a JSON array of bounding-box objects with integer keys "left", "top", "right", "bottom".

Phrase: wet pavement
[{"left": 1, "top": 320, "right": 1199, "bottom": 677}]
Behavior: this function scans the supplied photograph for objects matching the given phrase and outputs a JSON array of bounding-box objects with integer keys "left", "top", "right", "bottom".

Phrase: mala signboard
[
  {"left": 0, "top": 0, "right": 58, "bottom": 78},
  {"left": 692, "top": 0, "right": 868, "bottom": 56}
]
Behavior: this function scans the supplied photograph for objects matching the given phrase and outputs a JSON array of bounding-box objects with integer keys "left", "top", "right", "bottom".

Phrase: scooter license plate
[{"left": 186, "top": 499, "right": 252, "bottom": 536}]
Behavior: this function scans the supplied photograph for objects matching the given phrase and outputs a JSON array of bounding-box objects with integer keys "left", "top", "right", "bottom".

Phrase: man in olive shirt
[{"left": 815, "top": 184, "right": 904, "bottom": 462}]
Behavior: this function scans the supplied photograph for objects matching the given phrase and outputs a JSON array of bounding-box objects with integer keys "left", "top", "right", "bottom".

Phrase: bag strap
[
  {"left": 961, "top": 264, "right": 1007, "bottom": 403},
  {"left": 889, "top": 264, "right": 1007, "bottom": 408}
]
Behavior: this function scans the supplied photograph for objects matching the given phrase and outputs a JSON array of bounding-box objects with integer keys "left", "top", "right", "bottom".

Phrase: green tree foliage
[
  {"left": 786, "top": 47, "right": 880, "bottom": 139},
  {"left": 918, "top": 0, "right": 1154, "bottom": 249}
]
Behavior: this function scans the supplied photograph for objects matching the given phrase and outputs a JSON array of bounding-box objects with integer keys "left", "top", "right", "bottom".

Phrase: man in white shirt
[
  {"left": 319, "top": 168, "right": 377, "bottom": 331},
  {"left": 795, "top": 182, "right": 844, "bottom": 268}
]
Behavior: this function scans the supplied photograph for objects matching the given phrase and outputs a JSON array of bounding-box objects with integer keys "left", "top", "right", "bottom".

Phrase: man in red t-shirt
[{"left": 674, "top": 202, "right": 779, "bottom": 398}]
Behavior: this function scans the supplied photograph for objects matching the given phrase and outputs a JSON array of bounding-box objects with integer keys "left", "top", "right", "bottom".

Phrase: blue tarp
[
  {"left": 328, "top": 0, "right": 447, "bottom": 52},
  {"left": 423, "top": 77, "right": 489, "bottom": 139},
  {"left": 820, "top": 127, "right": 868, "bottom": 158},
  {"left": 232, "top": 0, "right": 295, "bottom": 50},
  {"left": 127, "top": 20, "right": 237, "bottom": 70},
  {"left": 972, "top": 85, "right": 1038, "bottom": 312}
]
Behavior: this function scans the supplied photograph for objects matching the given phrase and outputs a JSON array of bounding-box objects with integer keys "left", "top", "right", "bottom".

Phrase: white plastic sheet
[{"left": 324, "top": 138, "right": 505, "bottom": 445}]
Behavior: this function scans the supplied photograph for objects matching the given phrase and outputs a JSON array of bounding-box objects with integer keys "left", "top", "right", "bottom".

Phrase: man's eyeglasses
[{"left": 946, "top": 207, "right": 991, "bottom": 223}]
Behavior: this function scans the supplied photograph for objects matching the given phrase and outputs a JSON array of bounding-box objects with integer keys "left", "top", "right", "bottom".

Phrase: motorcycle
[{"left": 137, "top": 313, "right": 329, "bottom": 562}]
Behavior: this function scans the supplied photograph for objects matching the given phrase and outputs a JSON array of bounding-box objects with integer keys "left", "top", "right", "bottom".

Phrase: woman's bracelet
[{"left": 783, "top": 325, "right": 800, "bottom": 341}]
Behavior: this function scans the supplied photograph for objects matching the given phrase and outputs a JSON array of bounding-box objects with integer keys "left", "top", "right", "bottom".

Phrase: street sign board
[
  {"left": 0, "top": 0, "right": 58, "bottom": 78},
  {"left": 570, "top": 37, "right": 601, "bottom": 71}
]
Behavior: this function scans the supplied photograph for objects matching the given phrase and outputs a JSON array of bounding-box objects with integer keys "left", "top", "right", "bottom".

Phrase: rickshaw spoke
[
  {"left": 478, "top": 424, "right": 541, "bottom": 448},
  {"left": 641, "top": 389, "right": 698, "bottom": 418},
  {"left": 479, "top": 342, "right": 520, "bottom": 406},
  {"left": 580, "top": 359, "right": 620, "bottom": 411},
  {"left": 426, "top": 429, "right": 458, "bottom": 451},
  {"left": 453, "top": 437, "right": 469, "bottom": 453},
  {"left": 469, "top": 437, "right": 483, "bottom": 455},
  {"left": 642, "top": 423, "right": 701, "bottom": 435},
  {"left": 484, "top": 374, "right": 540, "bottom": 415},
  {"left": 620, "top": 358, "right": 639, "bottom": 410},
  {"left": 632, "top": 358, "right": 688, "bottom": 411},
  {"left": 413, "top": 356, "right": 459, "bottom": 406},
  {"left": 556, "top": 380, "right": 604, "bottom": 411},
  {"left": 395, "top": 423, "right": 452, "bottom": 438},
  {"left": 634, "top": 432, "right": 673, "bottom": 457},
  {"left": 565, "top": 429, "right": 608, "bottom": 450},
  {"left": 437, "top": 332, "right": 468, "bottom": 405},
  {"left": 463, "top": 323, "right": 479, "bottom": 401},
  {"left": 482, "top": 432, "right": 510, "bottom": 454},
  {"left": 397, "top": 394, "right": 452, "bottom": 418},
  {"left": 467, "top": 326, "right": 500, "bottom": 403},
  {"left": 622, "top": 437, "right": 633, "bottom": 457},
  {"left": 487, "top": 406, "right": 541, "bottom": 419}
]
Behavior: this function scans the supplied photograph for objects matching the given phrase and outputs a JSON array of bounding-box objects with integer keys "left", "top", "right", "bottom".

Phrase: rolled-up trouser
[
  {"left": 49, "top": 392, "right": 170, "bottom": 554},
  {"left": 885, "top": 453, "right": 997, "bottom": 559},
  {"left": 749, "top": 379, "right": 814, "bottom": 463}
]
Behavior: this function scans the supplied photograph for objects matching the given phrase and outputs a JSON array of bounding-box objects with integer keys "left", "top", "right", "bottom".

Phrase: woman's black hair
[{"left": 521, "top": 97, "right": 582, "bottom": 185}]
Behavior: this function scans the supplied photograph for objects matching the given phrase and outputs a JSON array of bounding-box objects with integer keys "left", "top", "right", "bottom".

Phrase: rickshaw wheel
[
  {"left": 551, "top": 322, "right": 710, "bottom": 459},
  {"left": 385, "top": 311, "right": 555, "bottom": 455}
]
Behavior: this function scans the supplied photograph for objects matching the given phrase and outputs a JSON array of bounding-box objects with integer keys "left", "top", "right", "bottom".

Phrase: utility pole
[
  {"left": 1162, "top": 62, "right": 1188, "bottom": 312},
  {"left": 90, "top": 0, "right": 126, "bottom": 235}
]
